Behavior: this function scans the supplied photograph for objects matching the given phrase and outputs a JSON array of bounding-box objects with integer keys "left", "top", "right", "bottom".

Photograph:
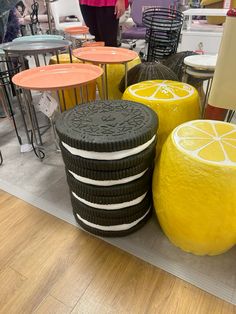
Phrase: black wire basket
[{"left": 142, "top": 7, "right": 184, "bottom": 62}]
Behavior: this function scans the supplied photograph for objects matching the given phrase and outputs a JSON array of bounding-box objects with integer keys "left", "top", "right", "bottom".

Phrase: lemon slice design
[
  {"left": 122, "top": 80, "right": 200, "bottom": 153},
  {"left": 173, "top": 120, "right": 236, "bottom": 166},
  {"left": 127, "top": 80, "right": 195, "bottom": 101},
  {"left": 152, "top": 120, "right": 236, "bottom": 256}
]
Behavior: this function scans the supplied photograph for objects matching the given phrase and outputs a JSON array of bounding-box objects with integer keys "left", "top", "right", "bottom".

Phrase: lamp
[{"left": 208, "top": 9, "right": 236, "bottom": 121}]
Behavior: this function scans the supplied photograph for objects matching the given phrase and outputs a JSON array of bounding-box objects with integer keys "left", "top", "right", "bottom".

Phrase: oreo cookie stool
[
  {"left": 152, "top": 120, "right": 236, "bottom": 256},
  {"left": 56, "top": 100, "right": 158, "bottom": 236},
  {"left": 122, "top": 80, "right": 200, "bottom": 153}
]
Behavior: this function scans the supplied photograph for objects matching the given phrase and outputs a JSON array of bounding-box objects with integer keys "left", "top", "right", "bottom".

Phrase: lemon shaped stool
[
  {"left": 97, "top": 56, "right": 141, "bottom": 100},
  {"left": 122, "top": 80, "right": 200, "bottom": 153},
  {"left": 50, "top": 54, "right": 96, "bottom": 111},
  {"left": 152, "top": 120, "right": 236, "bottom": 256}
]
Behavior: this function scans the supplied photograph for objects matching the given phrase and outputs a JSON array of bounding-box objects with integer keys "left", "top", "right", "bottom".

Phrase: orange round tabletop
[
  {"left": 12, "top": 63, "right": 103, "bottom": 90},
  {"left": 64, "top": 26, "right": 89, "bottom": 35},
  {"left": 73, "top": 47, "right": 138, "bottom": 64},
  {"left": 82, "top": 41, "right": 105, "bottom": 47}
]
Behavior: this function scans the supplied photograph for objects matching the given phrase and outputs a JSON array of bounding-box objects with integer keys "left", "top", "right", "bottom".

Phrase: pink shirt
[
  {"left": 80, "top": 0, "right": 116, "bottom": 6},
  {"left": 80, "top": 0, "right": 128, "bottom": 7}
]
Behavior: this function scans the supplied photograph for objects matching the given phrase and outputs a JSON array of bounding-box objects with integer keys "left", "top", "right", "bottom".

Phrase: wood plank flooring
[{"left": 0, "top": 189, "right": 236, "bottom": 314}]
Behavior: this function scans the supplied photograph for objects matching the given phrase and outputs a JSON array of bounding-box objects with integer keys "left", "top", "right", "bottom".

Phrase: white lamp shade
[{"left": 208, "top": 15, "right": 236, "bottom": 110}]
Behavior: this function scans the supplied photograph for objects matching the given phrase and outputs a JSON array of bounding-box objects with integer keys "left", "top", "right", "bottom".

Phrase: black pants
[{"left": 80, "top": 5, "right": 119, "bottom": 47}]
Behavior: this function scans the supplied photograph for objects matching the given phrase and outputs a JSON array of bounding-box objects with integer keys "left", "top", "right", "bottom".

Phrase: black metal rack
[
  {"left": 142, "top": 7, "right": 184, "bottom": 62},
  {"left": 0, "top": 59, "right": 23, "bottom": 145}
]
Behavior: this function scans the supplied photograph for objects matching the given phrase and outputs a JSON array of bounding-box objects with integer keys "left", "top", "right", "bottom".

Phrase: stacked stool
[
  {"left": 183, "top": 54, "right": 218, "bottom": 117},
  {"left": 153, "top": 120, "right": 236, "bottom": 256},
  {"left": 56, "top": 100, "right": 158, "bottom": 236}
]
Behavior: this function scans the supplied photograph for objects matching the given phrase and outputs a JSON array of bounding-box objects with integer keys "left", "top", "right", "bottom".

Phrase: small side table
[
  {"left": 73, "top": 46, "right": 138, "bottom": 99},
  {"left": 3, "top": 39, "right": 73, "bottom": 145},
  {"left": 3, "top": 39, "right": 73, "bottom": 68},
  {"left": 12, "top": 63, "right": 103, "bottom": 160},
  {"left": 183, "top": 54, "right": 217, "bottom": 117},
  {"left": 64, "top": 26, "right": 95, "bottom": 48}
]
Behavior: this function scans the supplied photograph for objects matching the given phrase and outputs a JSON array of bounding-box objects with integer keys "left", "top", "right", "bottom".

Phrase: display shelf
[
  {"left": 180, "top": 8, "right": 227, "bottom": 54},
  {"left": 183, "top": 8, "right": 227, "bottom": 30}
]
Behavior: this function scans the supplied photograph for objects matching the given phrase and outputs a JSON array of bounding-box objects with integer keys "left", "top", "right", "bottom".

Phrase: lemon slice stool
[
  {"left": 50, "top": 53, "right": 96, "bottom": 111},
  {"left": 152, "top": 120, "right": 236, "bottom": 256},
  {"left": 122, "top": 80, "right": 200, "bottom": 153}
]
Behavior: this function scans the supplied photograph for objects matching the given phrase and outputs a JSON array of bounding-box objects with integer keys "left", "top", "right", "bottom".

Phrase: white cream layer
[
  {"left": 72, "top": 191, "right": 147, "bottom": 210},
  {"left": 76, "top": 207, "right": 151, "bottom": 231},
  {"left": 62, "top": 135, "right": 156, "bottom": 160},
  {"left": 69, "top": 169, "right": 148, "bottom": 186}
]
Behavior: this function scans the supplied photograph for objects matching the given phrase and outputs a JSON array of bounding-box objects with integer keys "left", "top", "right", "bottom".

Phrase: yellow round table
[
  {"left": 122, "top": 80, "right": 200, "bottom": 153},
  {"left": 50, "top": 54, "right": 96, "bottom": 111},
  {"left": 96, "top": 56, "right": 141, "bottom": 100},
  {"left": 152, "top": 119, "right": 236, "bottom": 256}
]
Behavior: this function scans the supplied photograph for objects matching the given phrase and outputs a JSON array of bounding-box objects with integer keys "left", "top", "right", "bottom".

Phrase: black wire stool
[{"left": 142, "top": 7, "right": 184, "bottom": 62}]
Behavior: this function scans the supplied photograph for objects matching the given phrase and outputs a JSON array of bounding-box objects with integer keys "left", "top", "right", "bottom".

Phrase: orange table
[
  {"left": 12, "top": 63, "right": 103, "bottom": 159},
  {"left": 64, "top": 26, "right": 95, "bottom": 48},
  {"left": 73, "top": 46, "right": 138, "bottom": 99}
]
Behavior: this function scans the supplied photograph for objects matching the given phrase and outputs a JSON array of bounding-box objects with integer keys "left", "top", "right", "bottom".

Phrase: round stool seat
[
  {"left": 122, "top": 80, "right": 200, "bottom": 152},
  {"left": 184, "top": 54, "right": 217, "bottom": 71},
  {"left": 153, "top": 119, "right": 236, "bottom": 256},
  {"left": 97, "top": 56, "right": 141, "bottom": 100},
  {"left": 49, "top": 53, "right": 96, "bottom": 111}
]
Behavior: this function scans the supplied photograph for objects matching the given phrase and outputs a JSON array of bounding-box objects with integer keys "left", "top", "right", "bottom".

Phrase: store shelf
[
  {"left": 180, "top": 8, "right": 226, "bottom": 54},
  {"left": 183, "top": 8, "right": 228, "bottom": 16}
]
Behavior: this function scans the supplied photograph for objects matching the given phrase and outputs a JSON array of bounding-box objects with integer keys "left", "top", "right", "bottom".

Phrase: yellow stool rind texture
[{"left": 153, "top": 121, "right": 236, "bottom": 256}]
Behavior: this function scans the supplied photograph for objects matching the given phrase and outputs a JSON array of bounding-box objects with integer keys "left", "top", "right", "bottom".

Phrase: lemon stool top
[
  {"left": 122, "top": 80, "right": 200, "bottom": 153},
  {"left": 152, "top": 119, "right": 236, "bottom": 256}
]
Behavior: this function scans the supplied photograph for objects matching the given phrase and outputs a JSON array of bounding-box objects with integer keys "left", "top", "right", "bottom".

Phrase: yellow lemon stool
[
  {"left": 97, "top": 56, "right": 141, "bottom": 100},
  {"left": 122, "top": 80, "right": 200, "bottom": 153},
  {"left": 152, "top": 120, "right": 236, "bottom": 256},
  {"left": 50, "top": 54, "right": 96, "bottom": 111}
]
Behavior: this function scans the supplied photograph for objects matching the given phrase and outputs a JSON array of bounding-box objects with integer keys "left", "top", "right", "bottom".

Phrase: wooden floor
[{"left": 0, "top": 190, "right": 235, "bottom": 314}]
